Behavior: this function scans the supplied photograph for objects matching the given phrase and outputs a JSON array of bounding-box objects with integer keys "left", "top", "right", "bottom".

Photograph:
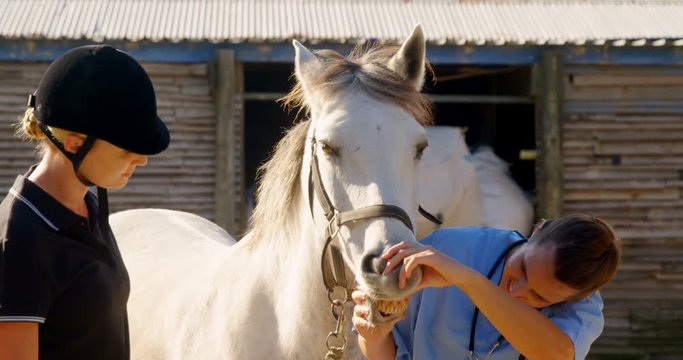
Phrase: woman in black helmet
[{"left": 0, "top": 45, "right": 170, "bottom": 360}]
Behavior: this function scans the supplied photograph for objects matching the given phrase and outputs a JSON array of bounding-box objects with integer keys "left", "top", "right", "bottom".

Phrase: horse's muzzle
[{"left": 359, "top": 253, "right": 422, "bottom": 325}]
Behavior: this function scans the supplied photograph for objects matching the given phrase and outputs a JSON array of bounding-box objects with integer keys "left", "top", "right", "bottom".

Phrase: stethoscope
[{"left": 467, "top": 237, "right": 528, "bottom": 360}]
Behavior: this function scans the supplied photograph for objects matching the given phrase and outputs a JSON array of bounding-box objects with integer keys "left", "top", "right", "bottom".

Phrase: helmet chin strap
[
  {"left": 38, "top": 123, "right": 96, "bottom": 186},
  {"left": 38, "top": 124, "right": 110, "bottom": 226}
]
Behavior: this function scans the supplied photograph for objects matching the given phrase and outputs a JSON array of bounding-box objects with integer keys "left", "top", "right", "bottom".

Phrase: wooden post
[
  {"left": 533, "top": 51, "right": 564, "bottom": 219},
  {"left": 212, "top": 50, "right": 245, "bottom": 235}
]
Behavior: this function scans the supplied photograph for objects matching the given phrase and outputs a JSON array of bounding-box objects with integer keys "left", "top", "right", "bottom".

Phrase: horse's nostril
[{"left": 362, "top": 254, "right": 388, "bottom": 275}]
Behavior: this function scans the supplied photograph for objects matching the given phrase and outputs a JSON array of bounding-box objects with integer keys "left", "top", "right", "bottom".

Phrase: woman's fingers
[
  {"left": 398, "top": 249, "right": 439, "bottom": 289},
  {"left": 351, "top": 293, "right": 373, "bottom": 338},
  {"left": 352, "top": 306, "right": 401, "bottom": 341},
  {"left": 383, "top": 246, "right": 427, "bottom": 275},
  {"left": 352, "top": 290, "right": 366, "bottom": 305},
  {"left": 352, "top": 310, "right": 370, "bottom": 335},
  {"left": 398, "top": 253, "right": 422, "bottom": 289},
  {"left": 404, "top": 250, "right": 428, "bottom": 278},
  {"left": 353, "top": 304, "right": 368, "bottom": 319},
  {"left": 381, "top": 241, "right": 412, "bottom": 262}
]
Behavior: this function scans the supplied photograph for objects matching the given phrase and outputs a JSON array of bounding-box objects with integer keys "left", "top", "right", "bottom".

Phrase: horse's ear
[
  {"left": 388, "top": 24, "right": 426, "bottom": 91},
  {"left": 293, "top": 40, "right": 322, "bottom": 94}
]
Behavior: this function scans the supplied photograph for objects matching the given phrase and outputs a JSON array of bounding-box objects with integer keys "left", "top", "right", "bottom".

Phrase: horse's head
[{"left": 290, "top": 25, "right": 432, "bottom": 324}]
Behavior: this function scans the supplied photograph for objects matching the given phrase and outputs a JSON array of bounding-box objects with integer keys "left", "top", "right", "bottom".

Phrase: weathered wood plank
[
  {"left": 534, "top": 51, "right": 564, "bottom": 219},
  {"left": 564, "top": 199, "right": 683, "bottom": 210},
  {"left": 564, "top": 168, "right": 677, "bottom": 181},
  {"left": 571, "top": 74, "right": 683, "bottom": 87},
  {"left": 565, "top": 122, "right": 683, "bottom": 131},
  {"left": 565, "top": 180, "right": 679, "bottom": 190},
  {"left": 597, "top": 155, "right": 683, "bottom": 166},
  {"left": 212, "top": 50, "right": 245, "bottom": 234},
  {"left": 565, "top": 188, "right": 679, "bottom": 201},
  {"left": 595, "top": 143, "right": 683, "bottom": 155},
  {"left": 565, "top": 85, "right": 683, "bottom": 101}
]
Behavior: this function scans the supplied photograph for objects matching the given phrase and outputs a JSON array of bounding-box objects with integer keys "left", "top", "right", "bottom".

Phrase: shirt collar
[{"left": 9, "top": 166, "right": 99, "bottom": 233}]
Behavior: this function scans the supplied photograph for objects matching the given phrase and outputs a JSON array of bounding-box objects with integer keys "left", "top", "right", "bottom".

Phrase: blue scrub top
[{"left": 393, "top": 227, "right": 604, "bottom": 360}]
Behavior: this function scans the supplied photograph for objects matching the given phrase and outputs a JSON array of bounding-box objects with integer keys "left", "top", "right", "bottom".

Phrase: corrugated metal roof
[{"left": 2, "top": 0, "right": 683, "bottom": 46}]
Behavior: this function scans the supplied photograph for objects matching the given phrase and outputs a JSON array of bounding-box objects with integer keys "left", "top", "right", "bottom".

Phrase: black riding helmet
[
  {"left": 27, "top": 45, "right": 170, "bottom": 223},
  {"left": 31, "top": 44, "right": 169, "bottom": 156}
]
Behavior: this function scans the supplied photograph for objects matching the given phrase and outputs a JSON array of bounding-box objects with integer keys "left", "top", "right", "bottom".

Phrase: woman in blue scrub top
[{"left": 352, "top": 214, "right": 621, "bottom": 360}]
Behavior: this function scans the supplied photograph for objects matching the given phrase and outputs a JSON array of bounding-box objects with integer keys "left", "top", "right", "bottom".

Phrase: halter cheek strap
[
  {"left": 308, "top": 134, "right": 445, "bottom": 360},
  {"left": 308, "top": 136, "right": 445, "bottom": 292},
  {"left": 309, "top": 136, "right": 423, "bottom": 360},
  {"left": 309, "top": 139, "right": 415, "bottom": 294}
]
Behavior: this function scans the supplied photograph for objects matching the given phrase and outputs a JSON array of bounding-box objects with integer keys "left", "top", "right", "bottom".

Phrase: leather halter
[
  {"left": 307, "top": 135, "right": 442, "bottom": 359},
  {"left": 307, "top": 137, "right": 441, "bottom": 296}
]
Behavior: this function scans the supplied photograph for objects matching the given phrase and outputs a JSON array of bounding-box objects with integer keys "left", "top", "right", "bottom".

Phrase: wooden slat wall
[
  {"left": 0, "top": 63, "right": 49, "bottom": 190},
  {"left": 564, "top": 65, "right": 683, "bottom": 358},
  {"left": 0, "top": 61, "right": 217, "bottom": 221},
  {"left": 212, "top": 50, "right": 246, "bottom": 235}
]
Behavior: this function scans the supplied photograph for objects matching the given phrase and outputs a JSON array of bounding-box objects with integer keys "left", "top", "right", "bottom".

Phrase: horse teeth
[{"left": 375, "top": 299, "right": 409, "bottom": 315}]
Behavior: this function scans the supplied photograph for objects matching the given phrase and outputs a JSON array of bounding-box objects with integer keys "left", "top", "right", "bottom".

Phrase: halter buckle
[{"left": 327, "top": 211, "right": 341, "bottom": 240}]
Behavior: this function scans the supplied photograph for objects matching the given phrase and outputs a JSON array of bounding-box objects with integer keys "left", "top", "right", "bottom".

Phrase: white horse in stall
[
  {"left": 111, "top": 26, "right": 433, "bottom": 359},
  {"left": 417, "top": 128, "right": 534, "bottom": 237},
  {"left": 472, "top": 145, "right": 534, "bottom": 235},
  {"left": 416, "top": 126, "right": 484, "bottom": 238}
]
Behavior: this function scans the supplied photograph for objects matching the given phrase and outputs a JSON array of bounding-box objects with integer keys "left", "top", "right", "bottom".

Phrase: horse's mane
[
  {"left": 282, "top": 44, "right": 433, "bottom": 126},
  {"left": 248, "top": 43, "right": 433, "bottom": 242},
  {"left": 248, "top": 120, "right": 310, "bottom": 241}
]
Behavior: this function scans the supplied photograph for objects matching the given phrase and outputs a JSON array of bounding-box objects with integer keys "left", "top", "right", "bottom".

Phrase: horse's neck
[
  {"left": 235, "top": 200, "right": 341, "bottom": 357},
  {"left": 277, "top": 216, "right": 360, "bottom": 358}
]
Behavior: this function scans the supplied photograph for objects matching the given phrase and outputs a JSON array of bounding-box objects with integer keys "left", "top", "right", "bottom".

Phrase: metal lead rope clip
[{"left": 324, "top": 295, "right": 348, "bottom": 359}]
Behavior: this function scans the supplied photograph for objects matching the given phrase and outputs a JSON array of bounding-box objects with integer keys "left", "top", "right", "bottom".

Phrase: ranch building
[{"left": 1, "top": 0, "right": 682, "bottom": 358}]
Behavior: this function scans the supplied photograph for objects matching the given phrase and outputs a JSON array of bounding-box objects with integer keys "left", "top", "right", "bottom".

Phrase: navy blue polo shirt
[{"left": 0, "top": 168, "right": 130, "bottom": 359}]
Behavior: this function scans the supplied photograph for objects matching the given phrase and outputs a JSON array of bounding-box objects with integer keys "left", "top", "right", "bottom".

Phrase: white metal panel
[{"left": 2, "top": 0, "right": 683, "bottom": 45}]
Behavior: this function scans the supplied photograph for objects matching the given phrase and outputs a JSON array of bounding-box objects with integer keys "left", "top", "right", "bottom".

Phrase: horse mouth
[
  {"left": 360, "top": 263, "right": 421, "bottom": 324},
  {"left": 364, "top": 296, "right": 410, "bottom": 324},
  {"left": 375, "top": 298, "right": 409, "bottom": 317}
]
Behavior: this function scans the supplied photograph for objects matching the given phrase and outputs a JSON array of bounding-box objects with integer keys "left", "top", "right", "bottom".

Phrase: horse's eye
[
  {"left": 415, "top": 142, "right": 428, "bottom": 160},
  {"left": 321, "top": 142, "right": 338, "bottom": 156}
]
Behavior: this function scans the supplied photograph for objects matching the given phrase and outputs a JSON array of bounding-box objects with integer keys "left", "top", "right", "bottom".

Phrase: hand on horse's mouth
[{"left": 359, "top": 260, "right": 421, "bottom": 324}]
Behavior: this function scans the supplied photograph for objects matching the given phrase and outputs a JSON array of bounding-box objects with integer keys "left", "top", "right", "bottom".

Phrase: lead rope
[
  {"left": 322, "top": 226, "right": 352, "bottom": 359},
  {"left": 324, "top": 293, "right": 347, "bottom": 360},
  {"left": 307, "top": 140, "right": 352, "bottom": 359}
]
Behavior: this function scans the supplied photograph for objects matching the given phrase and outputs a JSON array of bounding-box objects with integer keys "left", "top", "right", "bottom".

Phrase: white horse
[
  {"left": 111, "top": 25, "right": 432, "bottom": 359},
  {"left": 472, "top": 145, "right": 534, "bottom": 235},
  {"left": 416, "top": 126, "right": 484, "bottom": 238},
  {"left": 244, "top": 125, "right": 487, "bottom": 240},
  {"left": 416, "top": 128, "right": 534, "bottom": 237}
]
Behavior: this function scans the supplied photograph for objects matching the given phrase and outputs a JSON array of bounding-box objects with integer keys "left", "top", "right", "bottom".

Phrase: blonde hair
[{"left": 16, "top": 108, "right": 85, "bottom": 154}]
